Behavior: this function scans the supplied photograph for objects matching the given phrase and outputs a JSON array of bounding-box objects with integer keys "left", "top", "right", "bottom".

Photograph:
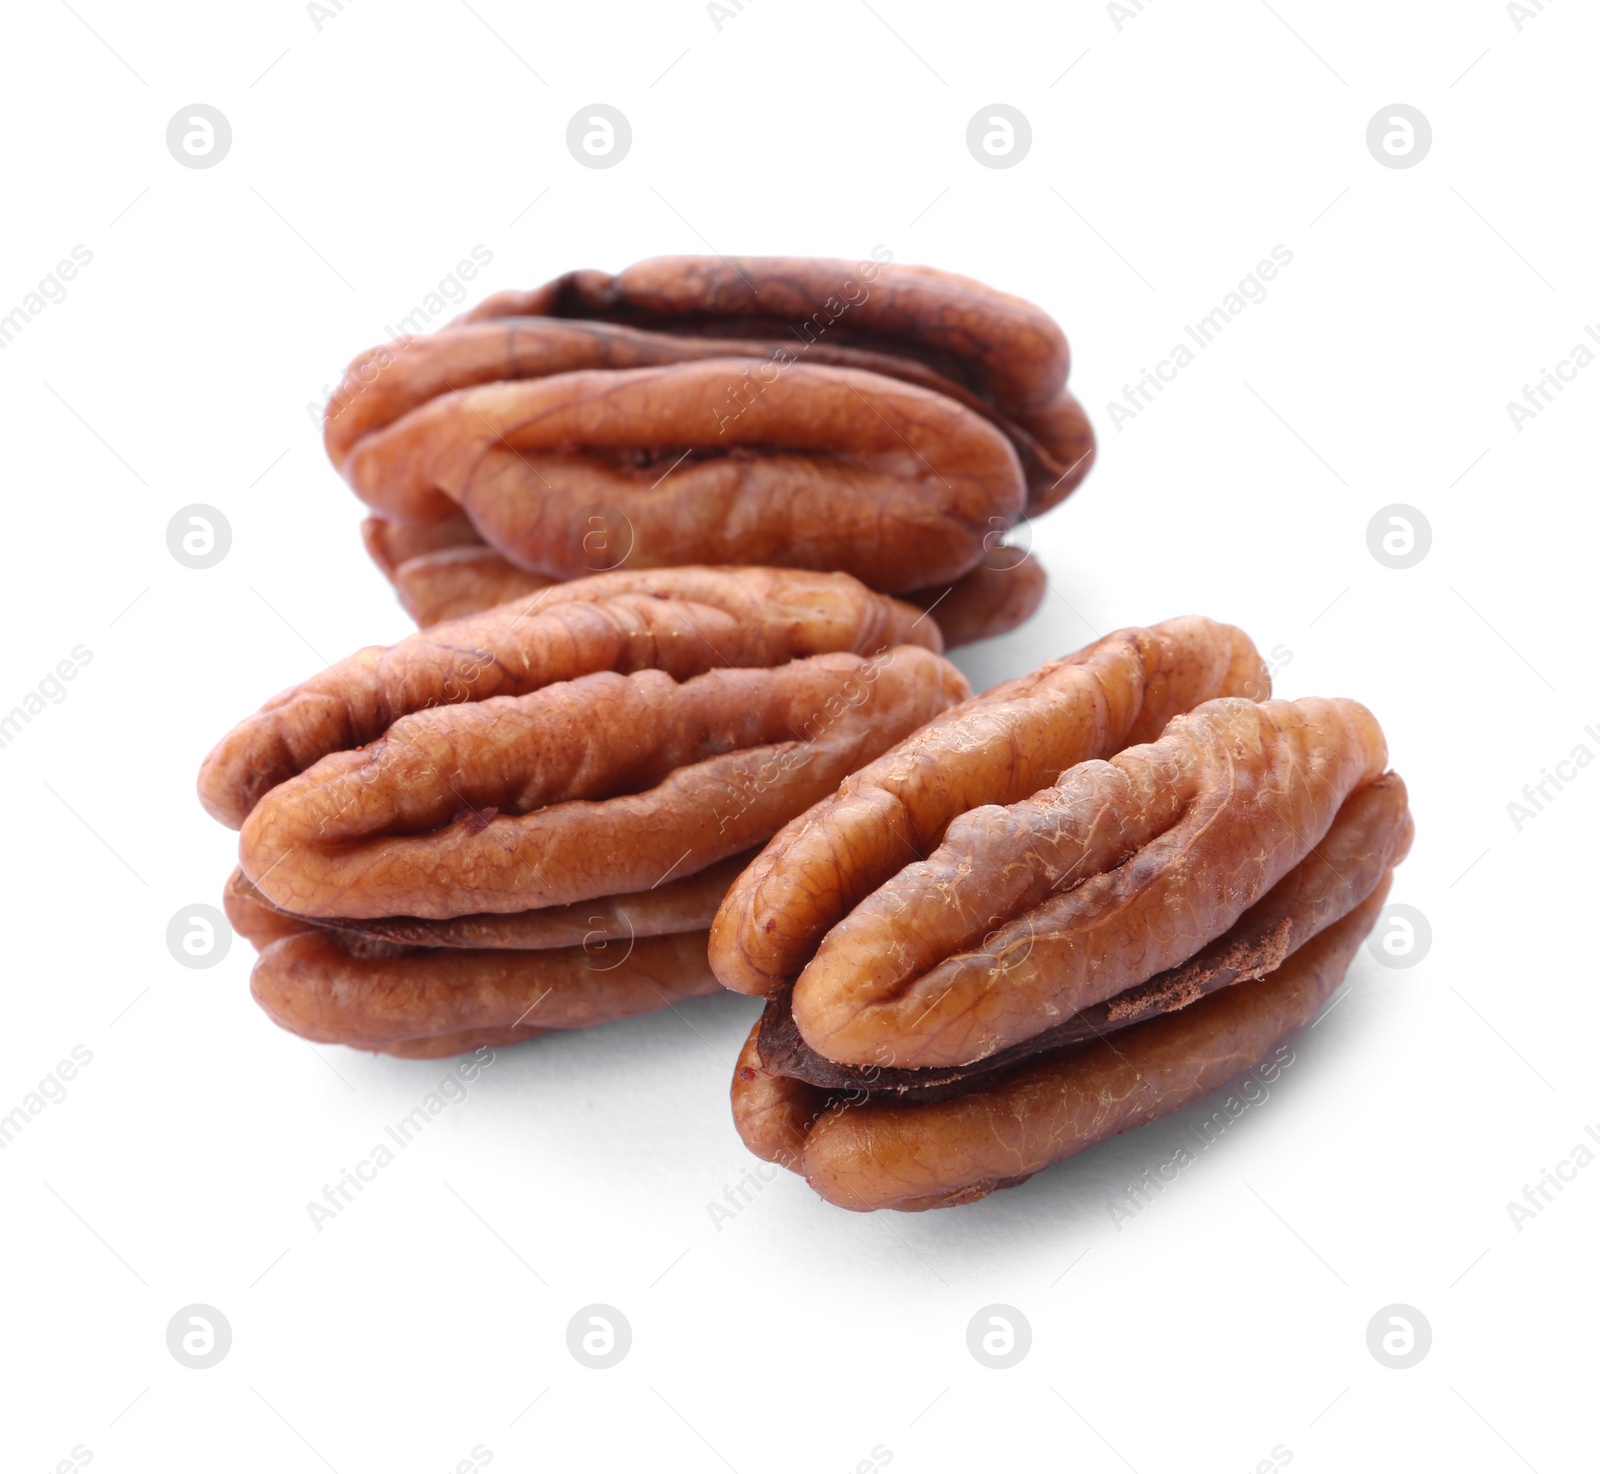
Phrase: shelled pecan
[
  {"left": 339, "top": 358, "right": 1022, "bottom": 593},
  {"left": 710, "top": 619, "right": 1412, "bottom": 1211},
  {"left": 199, "top": 566, "right": 969, "bottom": 1057},
  {"left": 329, "top": 257, "right": 1091, "bottom": 512},
  {"left": 324, "top": 256, "right": 1089, "bottom": 610}
]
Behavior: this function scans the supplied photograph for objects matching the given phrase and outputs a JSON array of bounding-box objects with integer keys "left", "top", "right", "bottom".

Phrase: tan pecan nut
[
  {"left": 328, "top": 256, "right": 1092, "bottom": 528},
  {"left": 200, "top": 567, "right": 970, "bottom": 1057},
  {"left": 711, "top": 620, "right": 1411, "bottom": 1210}
]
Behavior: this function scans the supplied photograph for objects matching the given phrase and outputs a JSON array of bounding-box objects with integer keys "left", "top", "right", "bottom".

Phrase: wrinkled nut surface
[
  {"left": 339, "top": 360, "right": 1024, "bottom": 594},
  {"left": 203, "top": 564, "right": 969, "bottom": 1061},
  {"left": 240, "top": 648, "right": 967, "bottom": 920},
  {"left": 715, "top": 622, "right": 1411, "bottom": 1210},
  {"left": 362, "top": 514, "right": 1046, "bottom": 647},
  {"left": 228, "top": 838, "right": 744, "bottom": 1060},
  {"left": 328, "top": 256, "right": 1092, "bottom": 519},
  {"left": 711, "top": 616, "right": 1271, "bottom": 998},
  {"left": 198, "top": 565, "right": 940, "bottom": 829},
  {"left": 790, "top": 695, "right": 1387, "bottom": 1068}
]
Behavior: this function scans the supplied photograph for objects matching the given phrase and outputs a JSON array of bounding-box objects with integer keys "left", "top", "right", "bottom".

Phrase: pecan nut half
[
  {"left": 712, "top": 623, "right": 1411, "bottom": 1210},
  {"left": 202, "top": 566, "right": 968, "bottom": 1060},
  {"left": 328, "top": 256, "right": 1092, "bottom": 521},
  {"left": 225, "top": 842, "right": 744, "bottom": 1060},
  {"left": 338, "top": 359, "right": 1024, "bottom": 594},
  {"left": 238, "top": 646, "right": 966, "bottom": 921}
]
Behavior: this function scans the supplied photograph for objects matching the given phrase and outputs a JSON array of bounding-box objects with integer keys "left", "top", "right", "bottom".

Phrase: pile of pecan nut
[
  {"left": 328, "top": 256, "right": 1093, "bottom": 647},
  {"left": 198, "top": 256, "right": 1409, "bottom": 1211}
]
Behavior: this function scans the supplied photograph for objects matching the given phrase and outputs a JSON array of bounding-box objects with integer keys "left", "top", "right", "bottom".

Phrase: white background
[{"left": 1, "top": 2, "right": 1595, "bottom": 1470}]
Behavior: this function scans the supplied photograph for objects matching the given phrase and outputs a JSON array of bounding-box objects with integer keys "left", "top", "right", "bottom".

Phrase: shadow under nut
[
  {"left": 792, "top": 695, "right": 1389, "bottom": 1069},
  {"left": 375, "top": 1025, "right": 550, "bottom": 1060},
  {"left": 251, "top": 929, "right": 719, "bottom": 1049},
  {"left": 197, "top": 565, "right": 940, "bottom": 829},
  {"left": 709, "top": 616, "right": 1270, "bottom": 997},
  {"left": 341, "top": 360, "right": 1026, "bottom": 593},
  {"left": 241, "top": 648, "right": 970, "bottom": 920},
  {"left": 797, "top": 877, "right": 1392, "bottom": 1212}
]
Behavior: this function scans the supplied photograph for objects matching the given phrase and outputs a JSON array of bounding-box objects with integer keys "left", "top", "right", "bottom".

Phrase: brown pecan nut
[
  {"left": 711, "top": 624, "right": 1411, "bottom": 1210},
  {"left": 197, "top": 565, "right": 940, "bottom": 829},
  {"left": 337, "top": 358, "right": 1024, "bottom": 594},
  {"left": 225, "top": 837, "right": 745, "bottom": 1060},
  {"left": 360, "top": 514, "right": 1047, "bottom": 648},
  {"left": 202, "top": 565, "right": 968, "bottom": 1060},
  {"left": 238, "top": 646, "right": 965, "bottom": 921},
  {"left": 328, "top": 256, "right": 1092, "bottom": 519}
]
